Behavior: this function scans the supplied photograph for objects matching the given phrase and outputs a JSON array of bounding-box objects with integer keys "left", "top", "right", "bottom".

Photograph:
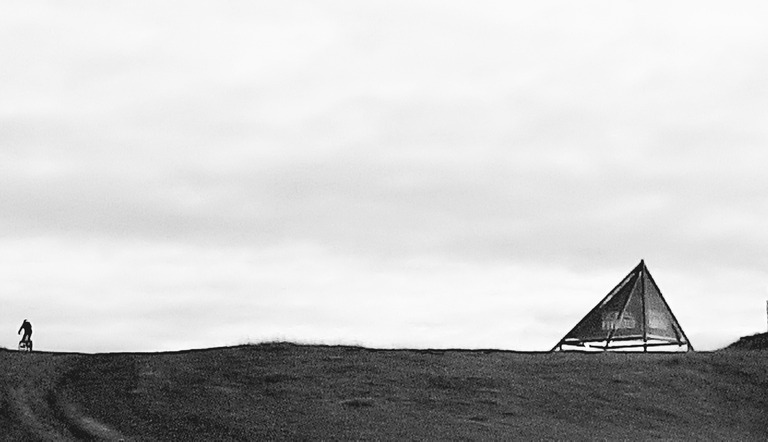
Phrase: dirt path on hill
[
  {"left": 1, "top": 350, "right": 130, "bottom": 441},
  {"left": 49, "top": 390, "right": 132, "bottom": 441},
  {"left": 6, "top": 386, "right": 65, "bottom": 440}
]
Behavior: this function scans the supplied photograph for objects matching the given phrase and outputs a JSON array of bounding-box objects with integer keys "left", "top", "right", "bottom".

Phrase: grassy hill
[
  {"left": 724, "top": 332, "right": 768, "bottom": 351},
  {"left": 2, "top": 343, "right": 767, "bottom": 440}
]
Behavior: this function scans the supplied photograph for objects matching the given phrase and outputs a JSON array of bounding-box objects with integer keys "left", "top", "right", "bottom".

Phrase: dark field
[{"left": 1, "top": 342, "right": 767, "bottom": 440}]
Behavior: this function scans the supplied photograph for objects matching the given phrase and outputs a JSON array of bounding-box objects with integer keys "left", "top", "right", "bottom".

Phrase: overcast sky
[{"left": 2, "top": 1, "right": 767, "bottom": 353}]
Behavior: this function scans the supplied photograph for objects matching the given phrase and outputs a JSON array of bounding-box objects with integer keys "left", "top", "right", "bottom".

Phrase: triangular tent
[{"left": 552, "top": 260, "right": 693, "bottom": 352}]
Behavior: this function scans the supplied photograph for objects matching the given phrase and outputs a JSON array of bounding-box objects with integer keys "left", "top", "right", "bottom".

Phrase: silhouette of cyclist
[{"left": 18, "top": 319, "right": 32, "bottom": 344}]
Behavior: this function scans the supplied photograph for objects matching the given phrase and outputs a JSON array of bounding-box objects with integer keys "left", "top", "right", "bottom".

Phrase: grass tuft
[
  {"left": 249, "top": 341, "right": 298, "bottom": 352},
  {"left": 340, "top": 397, "right": 375, "bottom": 408}
]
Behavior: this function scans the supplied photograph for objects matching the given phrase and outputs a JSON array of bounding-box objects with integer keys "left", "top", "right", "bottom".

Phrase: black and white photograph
[{"left": 2, "top": 1, "right": 767, "bottom": 439}]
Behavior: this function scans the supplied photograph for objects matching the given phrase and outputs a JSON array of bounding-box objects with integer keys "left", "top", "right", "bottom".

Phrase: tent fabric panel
[
  {"left": 642, "top": 272, "right": 686, "bottom": 343},
  {"left": 561, "top": 271, "right": 639, "bottom": 342},
  {"left": 607, "top": 284, "right": 645, "bottom": 339}
]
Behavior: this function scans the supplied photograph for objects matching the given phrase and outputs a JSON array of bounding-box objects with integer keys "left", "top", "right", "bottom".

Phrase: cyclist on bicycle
[{"left": 18, "top": 319, "right": 32, "bottom": 344}]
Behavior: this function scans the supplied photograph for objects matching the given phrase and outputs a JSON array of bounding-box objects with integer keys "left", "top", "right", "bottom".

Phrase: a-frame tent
[{"left": 552, "top": 260, "right": 693, "bottom": 352}]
